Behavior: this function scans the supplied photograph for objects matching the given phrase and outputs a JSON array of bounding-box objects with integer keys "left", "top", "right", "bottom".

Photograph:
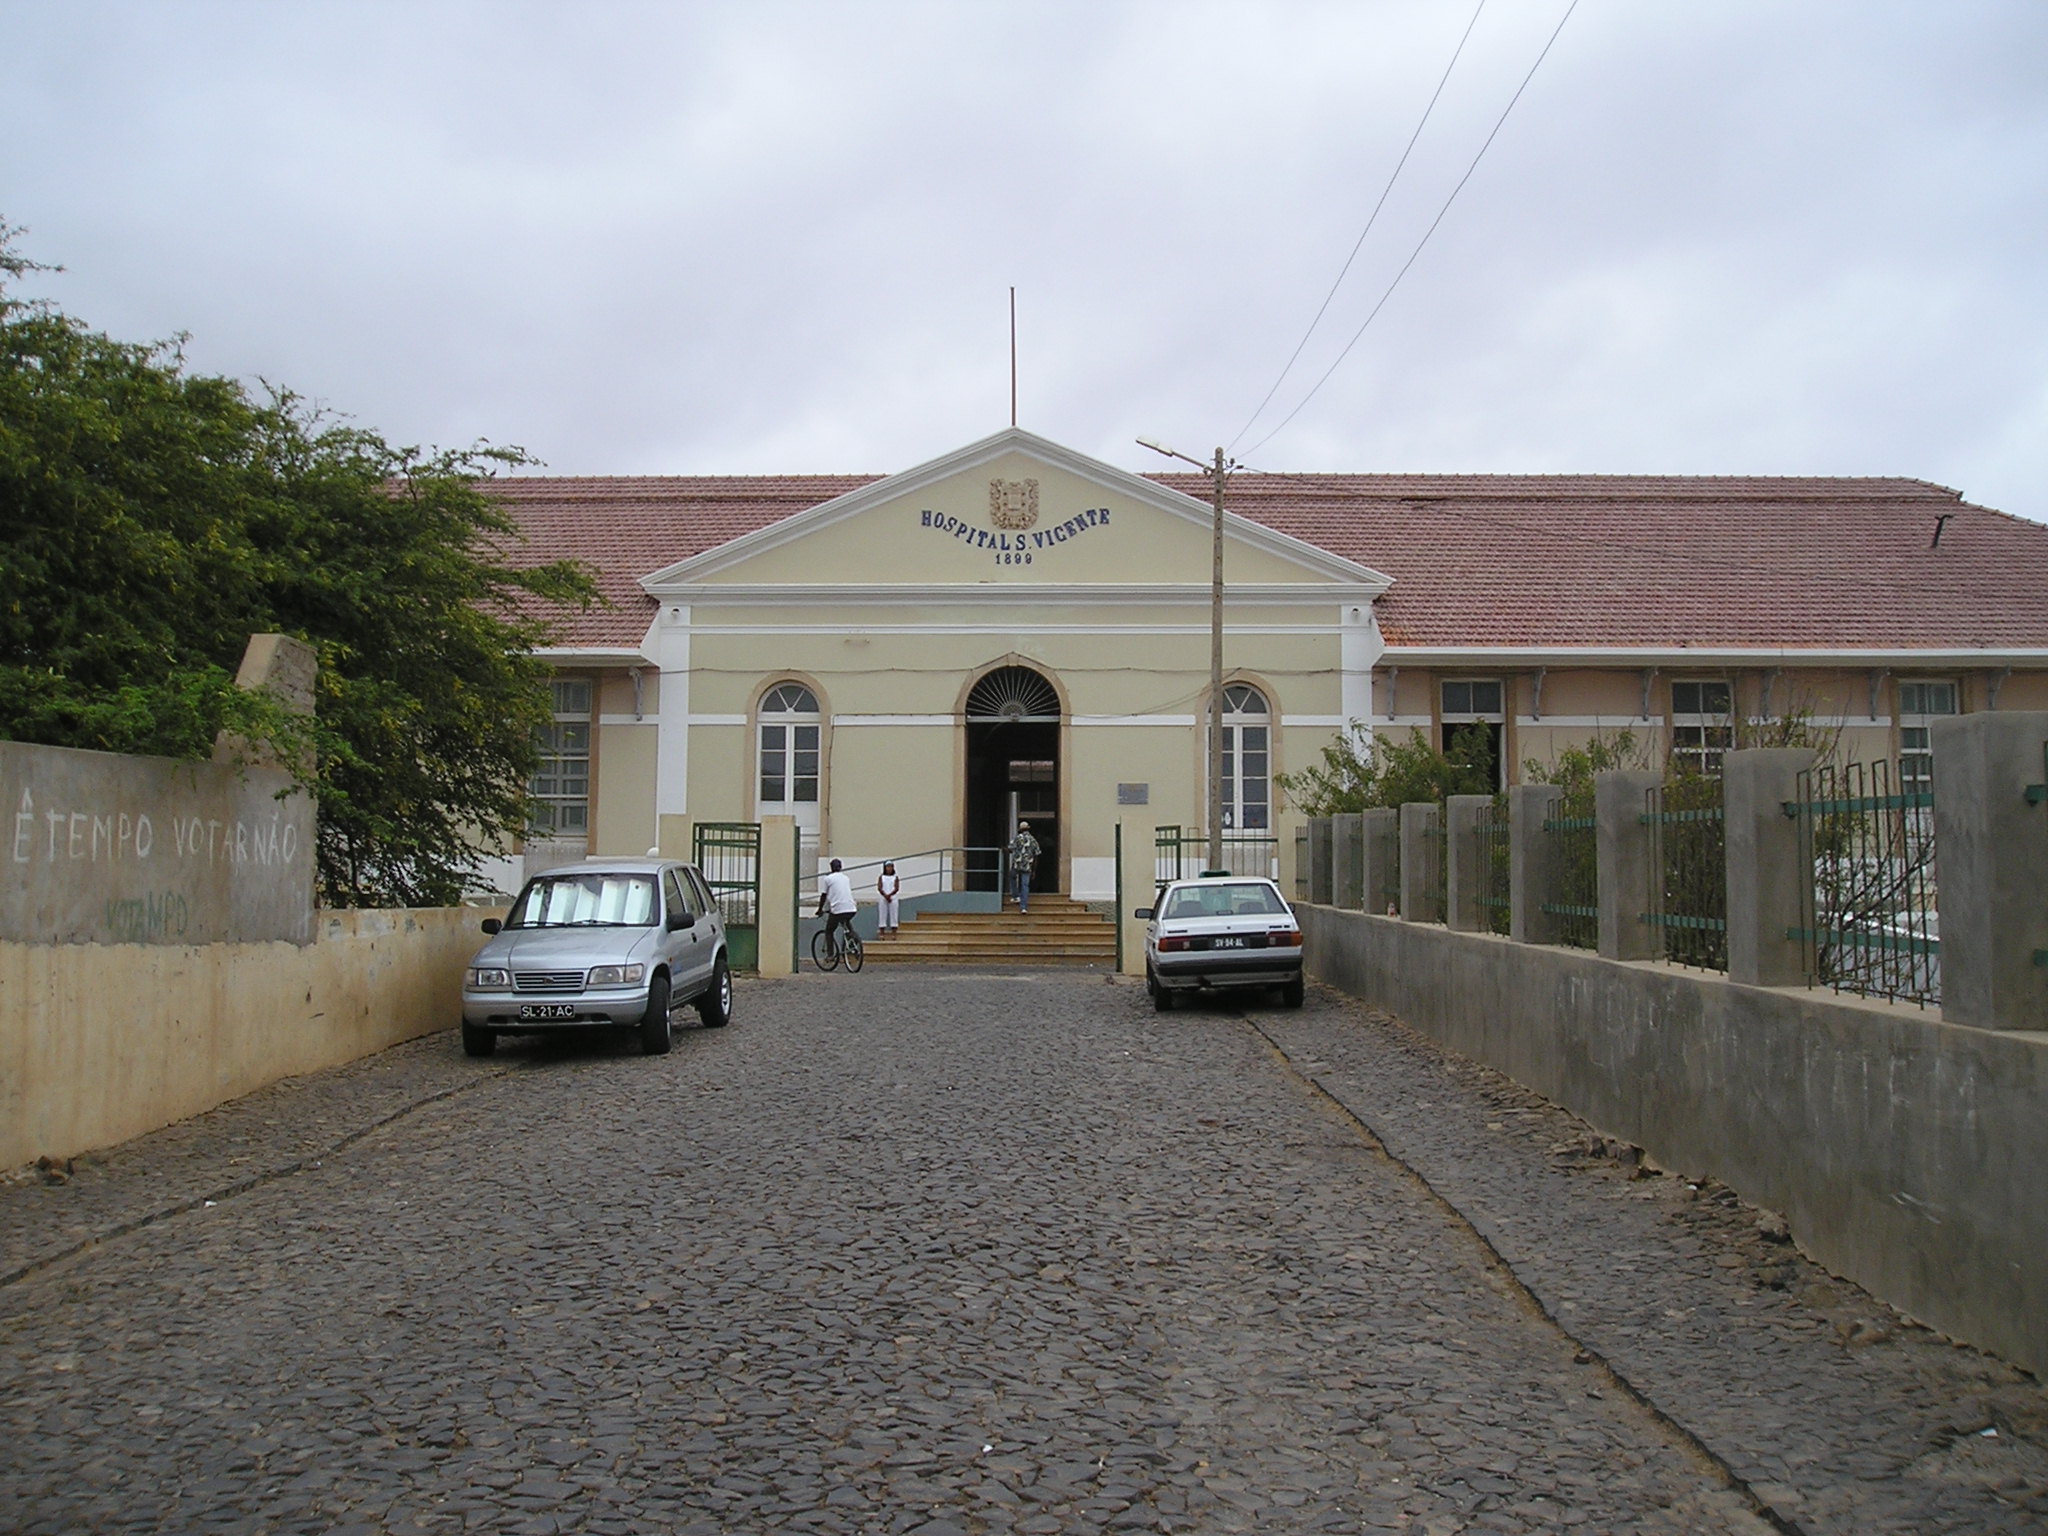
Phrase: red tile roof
[{"left": 483, "top": 471, "right": 2048, "bottom": 653}]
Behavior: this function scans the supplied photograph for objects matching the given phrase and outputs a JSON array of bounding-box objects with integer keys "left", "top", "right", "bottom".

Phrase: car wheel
[
  {"left": 461, "top": 1022, "right": 495, "bottom": 1058},
  {"left": 1281, "top": 974, "right": 1305, "bottom": 1009},
  {"left": 697, "top": 956, "right": 733, "bottom": 1028},
  {"left": 640, "top": 974, "right": 674, "bottom": 1055},
  {"left": 1153, "top": 980, "right": 1175, "bottom": 1012}
]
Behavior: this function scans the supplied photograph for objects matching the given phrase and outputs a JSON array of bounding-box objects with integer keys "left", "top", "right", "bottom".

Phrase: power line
[
  {"left": 1242, "top": 0, "right": 1581, "bottom": 460},
  {"left": 1228, "top": 0, "right": 1488, "bottom": 455}
]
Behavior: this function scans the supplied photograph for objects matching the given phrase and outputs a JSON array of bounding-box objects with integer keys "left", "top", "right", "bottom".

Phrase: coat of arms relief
[{"left": 988, "top": 478, "right": 1040, "bottom": 530}]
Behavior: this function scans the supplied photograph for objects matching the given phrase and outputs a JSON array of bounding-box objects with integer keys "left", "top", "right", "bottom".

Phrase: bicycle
[{"left": 811, "top": 923, "right": 864, "bottom": 973}]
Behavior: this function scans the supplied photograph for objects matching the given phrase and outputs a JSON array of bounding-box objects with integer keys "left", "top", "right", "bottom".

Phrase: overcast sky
[{"left": 5, "top": 1, "right": 2045, "bottom": 519}]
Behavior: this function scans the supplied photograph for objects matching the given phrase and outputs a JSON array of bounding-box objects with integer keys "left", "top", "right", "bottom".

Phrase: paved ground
[{"left": 3, "top": 971, "right": 2045, "bottom": 1536}]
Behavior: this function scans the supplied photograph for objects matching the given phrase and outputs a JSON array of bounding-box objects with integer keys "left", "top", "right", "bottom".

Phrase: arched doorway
[{"left": 965, "top": 666, "right": 1060, "bottom": 893}]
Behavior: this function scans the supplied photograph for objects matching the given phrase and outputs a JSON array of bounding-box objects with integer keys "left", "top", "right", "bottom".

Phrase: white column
[
  {"left": 655, "top": 602, "right": 692, "bottom": 820},
  {"left": 1340, "top": 601, "right": 1381, "bottom": 727}
]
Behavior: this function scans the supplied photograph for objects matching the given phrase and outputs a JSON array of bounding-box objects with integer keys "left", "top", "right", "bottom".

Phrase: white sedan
[{"left": 1138, "top": 875, "right": 1305, "bottom": 1011}]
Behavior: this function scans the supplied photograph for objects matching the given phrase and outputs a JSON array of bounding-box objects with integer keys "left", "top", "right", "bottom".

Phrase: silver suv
[{"left": 460, "top": 858, "right": 733, "bottom": 1057}]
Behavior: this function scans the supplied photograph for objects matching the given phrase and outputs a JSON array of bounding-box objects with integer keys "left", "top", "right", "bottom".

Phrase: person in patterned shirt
[{"left": 1006, "top": 821, "right": 1041, "bottom": 913}]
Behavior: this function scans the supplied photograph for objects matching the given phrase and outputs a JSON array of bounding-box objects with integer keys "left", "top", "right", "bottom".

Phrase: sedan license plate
[
  {"left": 519, "top": 1003, "right": 579, "bottom": 1021},
  {"left": 1211, "top": 935, "right": 1248, "bottom": 949}
]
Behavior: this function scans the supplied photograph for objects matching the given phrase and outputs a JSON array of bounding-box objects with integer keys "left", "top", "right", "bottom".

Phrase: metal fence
[
  {"left": 1644, "top": 776, "right": 1727, "bottom": 971},
  {"left": 1540, "top": 800, "right": 1599, "bottom": 949},
  {"left": 1785, "top": 760, "right": 1940, "bottom": 1007},
  {"left": 1479, "top": 798, "right": 1512, "bottom": 935},
  {"left": 1157, "top": 827, "right": 1280, "bottom": 884},
  {"left": 1219, "top": 832, "right": 1280, "bottom": 880},
  {"left": 1156, "top": 825, "right": 1188, "bottom": 887},
  {"left": 1294, "top": 824, "right": 1309, "bottom": 901},
  {"left": 692, "top": 821, "right": 761, "bottom": 971}
]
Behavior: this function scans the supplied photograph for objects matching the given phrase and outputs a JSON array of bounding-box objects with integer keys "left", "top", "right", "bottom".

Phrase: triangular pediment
[{"left": 640, "top": 427, "right": 1390, "bottom": 597}]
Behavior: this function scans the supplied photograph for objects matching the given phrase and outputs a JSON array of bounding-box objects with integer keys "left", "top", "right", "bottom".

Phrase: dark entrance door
[{"left": 964, "top": 667, "right": 1061, "bottom": 894}]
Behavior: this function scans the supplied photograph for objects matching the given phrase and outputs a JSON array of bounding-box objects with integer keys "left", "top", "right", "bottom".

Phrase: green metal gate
[
  {"left": 1155, "top": 825, "right": 1187, "bottom": 886},
  {"left": 693, "top": 822, "right": 761, "bottom": 971}
]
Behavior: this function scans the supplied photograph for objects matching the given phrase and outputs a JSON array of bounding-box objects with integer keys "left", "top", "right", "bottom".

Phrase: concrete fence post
[
  {"left": 1399, "top": 802, "right": 1442, "bottom": 923},
  {"left": 1308, "top": 817, "right": 1334, "bottom": 905},
  {"left": 1331, "top": 812, "right": 1364, "bottom": 909},
  {"left": 1724, "top": 747, "right": 1817, "bottom": 987},
  {"left": 1361, "top": 808, "right": 1399, "bottom": 916},
  {"left": 757, "top": 816, "right": 797, "bottom": 977},
  {"left": 1118, "top": 823, "right": 1157, "bottom": 977},
  {"left": 1510, "top": 783, "right": 1565, "bottom": 944},
  {"left": 1596, "top": 770, "right": 1663, "bottom": 961},
  {"left": 1445, "top": 794, "right": 1492, "bottom": 933},
  {"left": 1933, "top": 711, "right": 2048, "bottom": 1030}
]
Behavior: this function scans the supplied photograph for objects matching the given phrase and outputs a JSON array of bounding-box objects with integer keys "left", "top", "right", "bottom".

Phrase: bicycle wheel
[
  {"left": 843, "top": 931, "right": 864, "bottom": 973},
  {"left": 811, "top": 927, "right": 841, "bottom": 972}
]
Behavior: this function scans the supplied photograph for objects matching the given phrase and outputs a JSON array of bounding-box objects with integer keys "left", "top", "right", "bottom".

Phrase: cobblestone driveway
[{"left": 3, "top": 971, "right": 2044, "bottom": 1535}]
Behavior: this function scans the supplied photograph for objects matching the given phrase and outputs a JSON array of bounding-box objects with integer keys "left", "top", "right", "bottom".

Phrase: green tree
[
  {"left": 1519, "top": 727, "right": 1653, "bottom": 804},
  {"left": 1278, "top": 723, "right": 1495, "bottom": 816},
  {"left": 0, "top": 223, "right": 597, "bottom": 905}
]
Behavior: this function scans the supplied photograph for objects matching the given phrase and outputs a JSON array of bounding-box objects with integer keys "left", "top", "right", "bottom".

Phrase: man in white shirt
[{"left": 817, "top": 858, "right": 858, "bottom": 954}]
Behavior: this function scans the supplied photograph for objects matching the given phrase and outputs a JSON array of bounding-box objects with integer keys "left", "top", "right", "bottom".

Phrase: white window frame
[
  {"left": 1669, "top": 679, "right": 1733, "bottom": 776},
  {"left": 757, "top": 682, "right": 822, "bottom": 832},
  {"left": 530, "top": 677, "right": 592, "bottom": 836},
  {"left": 1898, "top": 680, "right": 1958, "bottom": 795},
  {"left": 1440, "top": 678, "right": 1505, "bottom": 789},
  {"left": 1221, "top": 684, "right": 1271, "bottom": 832}
]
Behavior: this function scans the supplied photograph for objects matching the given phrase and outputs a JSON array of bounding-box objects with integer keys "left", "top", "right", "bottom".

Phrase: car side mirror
[
  {"left": 669, "top": 912, "right": 697, "bottom": 932},
  {"left": 480, "top": 918, "right": 502, "bottom": 935},
  {"left": 1134, "top": 908, "right": 1154, "bottom": 920}
]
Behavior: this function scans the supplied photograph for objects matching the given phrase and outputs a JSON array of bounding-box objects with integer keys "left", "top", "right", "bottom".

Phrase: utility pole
[
  {"left": 1206, "top": 446, "right": 1226, "bottom": 872},
  {"left": 1138, "top": 437, "right": 1233, "bottom": 872}
]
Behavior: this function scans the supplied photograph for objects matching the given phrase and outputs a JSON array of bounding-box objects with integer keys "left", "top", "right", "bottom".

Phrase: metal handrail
[{"left": 806, "top": 846, "right": 1008, "bottom": 902}]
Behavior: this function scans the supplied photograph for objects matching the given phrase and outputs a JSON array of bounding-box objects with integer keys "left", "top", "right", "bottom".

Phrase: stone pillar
[
  {"left": 1399, "top": 802, "right": 1442, "bottom": 923},
  {"left": 1331, "top": 813, "right": 1364, "bottom": 909},
  {"left": 757, "top": 816, "right": 797, "bottom": 977},
  {"left": 1723, "top": 748, "right": 1816, "bottom": 987},
  {"left": 1444, "top": 795, "right": 1492, "bottom": 933},
  {"left": 1275, "top": 813, "right": 1302, "bottom": 903},
  {"left": 1933, "top": 713, "right": 2048, "bottom": 1030},
  {"left": 1510, "top": 783, "right": 1564, "bottom": 944},
  {"left": 1596, "top": 770, "right": 1662, "bottom": 961},
  {"left": 657, "top": 814, "right": 695, "bottom": 861},
  {"left": 1308, "top": 818, "right": 1334, "bottom": 904},
  {"left": 1362, "top": 808, "right": 1399, "bottom": 916},
  {"left": 1119, "top": 823, "right": 1159, "bottom": 976}
]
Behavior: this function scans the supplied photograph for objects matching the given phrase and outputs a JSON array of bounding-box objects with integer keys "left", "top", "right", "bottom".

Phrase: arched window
[
  {"left": 965, "top": 666, "right": 1060, "bottom": 722},
  {"left": 758, "top": 683, "right": 821, "bottom": 831},
  {"left": 1222, "top": 684, "right": 1270, "bottom": 831}
]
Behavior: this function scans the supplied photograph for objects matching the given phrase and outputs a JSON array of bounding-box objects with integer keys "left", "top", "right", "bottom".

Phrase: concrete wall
[
  {"left": 0, "top": 907, "right": 484, "bottom": 1168},
  {"left": 1299, "top": 904, "right": 2048, "bottom": 1376}
]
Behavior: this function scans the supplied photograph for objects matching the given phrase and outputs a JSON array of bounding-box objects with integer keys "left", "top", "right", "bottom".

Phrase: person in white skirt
[{"left": 876, "top": 861, "right": 902, "bottom": 936}]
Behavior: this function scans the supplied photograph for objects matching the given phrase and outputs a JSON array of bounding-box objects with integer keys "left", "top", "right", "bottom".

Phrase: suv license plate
[{"left": 519, "top": 1003, "right": 579, "bottom": 1021}]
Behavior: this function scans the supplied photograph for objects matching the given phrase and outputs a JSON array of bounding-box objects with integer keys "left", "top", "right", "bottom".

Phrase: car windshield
[
  {"left": 507, "top": 873, "right": 659, "bottom": 928},
  {"left": 1162, "top": 882, "right": 1287, "bottom": 920}
]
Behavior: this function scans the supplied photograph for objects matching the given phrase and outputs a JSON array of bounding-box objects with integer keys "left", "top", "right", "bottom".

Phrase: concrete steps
[{"left": 863, "top": 896, "right": 1118, "bottom": 966}]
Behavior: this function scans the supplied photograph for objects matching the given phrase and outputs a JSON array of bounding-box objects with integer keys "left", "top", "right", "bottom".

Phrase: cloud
[{"left": 2, "top": 0, "right": 2044, "bottom": 519}]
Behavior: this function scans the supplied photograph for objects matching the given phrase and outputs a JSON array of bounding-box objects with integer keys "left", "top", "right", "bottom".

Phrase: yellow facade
[{"left": 527, "top": 430, "right": 1381, "bottom": 898}]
